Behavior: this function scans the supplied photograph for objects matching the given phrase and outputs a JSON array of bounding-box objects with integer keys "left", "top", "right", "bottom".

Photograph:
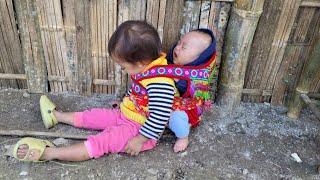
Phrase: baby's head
[
  {"left": 173, "top": 30, "right": 212, "bottom": 65},
  {"left": 108, "top": 20, "right": 161, "bottom": 75}
]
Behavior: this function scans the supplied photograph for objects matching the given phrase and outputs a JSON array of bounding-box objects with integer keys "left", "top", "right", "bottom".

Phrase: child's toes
[{"left": 17, "top": 144, "right": 29, "bottom": 159}]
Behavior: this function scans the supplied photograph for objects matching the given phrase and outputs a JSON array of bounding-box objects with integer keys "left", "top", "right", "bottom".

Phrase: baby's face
[{"left": 173, "top": 31, "right": 211, "bottom": 65}]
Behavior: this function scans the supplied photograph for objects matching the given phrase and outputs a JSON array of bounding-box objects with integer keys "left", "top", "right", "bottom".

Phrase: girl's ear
[{"left": 138, "top": 60, "right": 151, "bottom": 67}]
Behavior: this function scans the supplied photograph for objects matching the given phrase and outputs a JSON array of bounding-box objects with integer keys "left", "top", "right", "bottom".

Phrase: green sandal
[
  {"left": 40, "top": 95, "right": 58, "bottom": 129},
  {"left": 13, "top": 137, "right": 54, "bottom": 162}
]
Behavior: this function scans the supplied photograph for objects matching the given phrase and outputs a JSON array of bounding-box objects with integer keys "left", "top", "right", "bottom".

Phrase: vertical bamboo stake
[
  {"left": 217, "top": 0, "right": 265, "bottom": 112},
  {"left": 287, "top": 35, "right": 320, "bottom": 119},
  {"left": 14, "top": 0, "right": 47, "bottom": 93}
]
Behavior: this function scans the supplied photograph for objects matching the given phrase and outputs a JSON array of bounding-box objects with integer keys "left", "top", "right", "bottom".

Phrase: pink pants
[{"left": 73, "top": 108, "right": 157, "bottom": 158}]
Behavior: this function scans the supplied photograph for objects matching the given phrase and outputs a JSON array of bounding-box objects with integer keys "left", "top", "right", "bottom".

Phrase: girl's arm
[
  {"left": 125, "top": 82, "right": 175, "bottom": 155},
  {"left": 139, "top": 82, "right": 175, "bottom": 139}
]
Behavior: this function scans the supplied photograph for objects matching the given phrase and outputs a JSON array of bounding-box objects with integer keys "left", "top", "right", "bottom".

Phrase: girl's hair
[{"left": 108, "top": 20, "right": 161, "bottom": 64}]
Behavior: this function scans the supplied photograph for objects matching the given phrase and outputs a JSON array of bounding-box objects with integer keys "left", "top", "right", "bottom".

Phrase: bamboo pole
[
  {"left": 287, "top": 36, "right": 320, "bottom": 119},
  {"left": 216, "top": 0, "right": 265, "bottom": 112},
  {"left": 0, "top": 129, "right": 87, "bottom": 140}
]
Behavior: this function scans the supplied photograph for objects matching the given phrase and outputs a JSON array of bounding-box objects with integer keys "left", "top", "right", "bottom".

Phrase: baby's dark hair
[
  {"left": 192, "top": 29, "right": 213, "bottom": 42},
  {"left": 108, "top": 20, "right": 161, "bottom": 64}
]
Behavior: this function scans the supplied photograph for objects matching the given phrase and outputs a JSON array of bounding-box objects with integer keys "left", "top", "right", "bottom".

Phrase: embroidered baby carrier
[{"left": 130, "top": 53, "right": 218, "bottom": 128}]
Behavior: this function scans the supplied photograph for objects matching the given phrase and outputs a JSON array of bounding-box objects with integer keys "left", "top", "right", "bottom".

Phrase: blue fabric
[
  {"left": 168, "top": 111, "right": 190, "bottom": 138},
  {"left": 167, "top": 28, "right": 216, "bottom": 95}
]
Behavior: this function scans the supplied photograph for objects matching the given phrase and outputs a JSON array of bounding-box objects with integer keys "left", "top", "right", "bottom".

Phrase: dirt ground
[{"left": 0, "top": 88, "right": 319, "bottom": 180}]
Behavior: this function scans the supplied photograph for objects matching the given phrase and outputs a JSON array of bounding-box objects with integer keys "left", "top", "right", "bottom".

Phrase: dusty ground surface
[{"left": 0, "top": 88, "right": 319, "bottom": 180}]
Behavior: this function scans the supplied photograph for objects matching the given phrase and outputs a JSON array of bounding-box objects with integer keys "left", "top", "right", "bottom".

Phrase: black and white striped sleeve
[{"left": 139, "top": 82, "right": 175, "bottom": 140}]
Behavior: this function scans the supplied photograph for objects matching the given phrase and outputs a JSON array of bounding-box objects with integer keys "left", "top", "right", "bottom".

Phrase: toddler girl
[{"left": 13, "top": 20, "right": 176, "bottom": 162}]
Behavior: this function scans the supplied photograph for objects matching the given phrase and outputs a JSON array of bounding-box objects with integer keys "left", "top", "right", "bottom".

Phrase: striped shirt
[{"left": 131, "top": 82, "right": 175, "bottom": 140}]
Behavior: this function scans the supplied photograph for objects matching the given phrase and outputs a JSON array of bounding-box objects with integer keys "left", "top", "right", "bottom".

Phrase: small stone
[
  {"left": 291, "top": 153, "right": 302, "bottom": 163},
  {"left": 53, "top": 138, "right": 68, "bottom": 146},
  {"left": 264, "top": 102, "right": 270, "bottom": 106},
  {"left": 23, "top": 92, "right": 30, "bottom": 98},
  {"left": 19, "top": 171, "right": 28, "bottom": 176},
  {"left": 163, "top": 171, "right": 173, "bottom": 179},
  {"left": 145, "top": 175, "right": 157, "bottom": 180},
  {"left": 243, "top": 169, "right": 248, "bottom": 175},
  {"left": 87, "top": 174, "right": 94, "bottom": 179},
  {"left": 180, "top": 151, "right": 188, "bottom": 157},
  {"left": 147, "top": 168, "right": 158, "bottom": 175}
]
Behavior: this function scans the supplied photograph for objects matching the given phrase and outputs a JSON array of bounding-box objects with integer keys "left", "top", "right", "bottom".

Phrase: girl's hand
[{"left": 125, "top": 134, "right": 148, "bottom": 156}]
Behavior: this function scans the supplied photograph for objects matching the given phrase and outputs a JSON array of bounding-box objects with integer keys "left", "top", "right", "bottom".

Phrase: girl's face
[{"left": 115, "top": 59, "right": 147, "bottom": 75}]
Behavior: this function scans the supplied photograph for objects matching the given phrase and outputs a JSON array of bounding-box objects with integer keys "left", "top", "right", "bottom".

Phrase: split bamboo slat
[
  {"left": 62, "top": 0, "right": 78, "bottom": 92},
  {"left": 301, "top": 0, "right": 320, "bottom": 7},
  {"left": 75, "top": 0, "right": 92, "bottom": 95},
  {"left": 115, "top": 0, "right": 129, "bottom": 98},
  {"left": 14, "top": 0, "right": 47, "bottom": 93},
  {"left": 162, "top": 0, "right": 185, "bottom": 52},
  {"left": 181, "top": 1, "right": 202, "bottom": 36},
  {"left": 208, "top": 1, "right": 231, "bottom": 66},
  {"left": 272, "top": 7, "right": 320, "bottom": 105},
  {"left": 0, "top": 0, "right": 26, "bottom": 89}
]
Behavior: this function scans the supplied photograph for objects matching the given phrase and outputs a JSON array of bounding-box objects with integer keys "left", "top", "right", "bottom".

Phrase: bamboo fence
[{"left": 0, "top": 0, "right": 319, "bottom": 106}]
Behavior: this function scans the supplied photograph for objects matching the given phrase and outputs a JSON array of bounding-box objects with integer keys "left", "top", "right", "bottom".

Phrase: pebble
[
  {"left": 291, "top": 153, "right": 302, "bottom": 163},
  {"left": 180, "top": 151, "right": 188, "bottom": 157},
  {"left": 23, "top": 92, "right": 30, "bottom": 98},
  {"left": 243, "top": 169, "right": 249, "bottom": 175},
  {"left": 147, "top": 168, "right": 158, "bottom": 175},
  {"left": 263, "top": 102, "right": 270, "bottom": 106},
  {"left": 19, "top": 171, "right": 28, "bottom": 176},
  {"left": 53, "top": 138, "right": 68, "bottom": 146},
  {"left": 145, "top": 175, "right": 157, "bottom": 180}
]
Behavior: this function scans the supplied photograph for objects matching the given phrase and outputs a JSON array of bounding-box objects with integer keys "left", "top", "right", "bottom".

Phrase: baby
[{"left": 167, "top": 28, "right": 216, "bottom": 152}]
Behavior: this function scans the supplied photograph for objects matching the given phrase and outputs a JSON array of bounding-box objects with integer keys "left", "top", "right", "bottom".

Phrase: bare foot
[
  {"left": 16, "top": 144, "right": 44, "bottom": 161},
  {"left": 173, "top": 137, "right": 189, "bottom": 153}
]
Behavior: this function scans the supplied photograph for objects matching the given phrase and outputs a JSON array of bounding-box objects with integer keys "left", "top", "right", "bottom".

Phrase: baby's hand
[{"left": 174, "top": 78, "right": 179, "bottom": 82}]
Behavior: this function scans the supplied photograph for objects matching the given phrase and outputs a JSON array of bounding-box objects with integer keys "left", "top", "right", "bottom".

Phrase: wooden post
[
  {"left": 14, "top": 0, "right": 48, "bottom": 93},
  {"left": 217, "top": 0, "right": 265, "bottom": 111},
  {"left": 287, "top": 36, "right": 320, "bottom": 119}
]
